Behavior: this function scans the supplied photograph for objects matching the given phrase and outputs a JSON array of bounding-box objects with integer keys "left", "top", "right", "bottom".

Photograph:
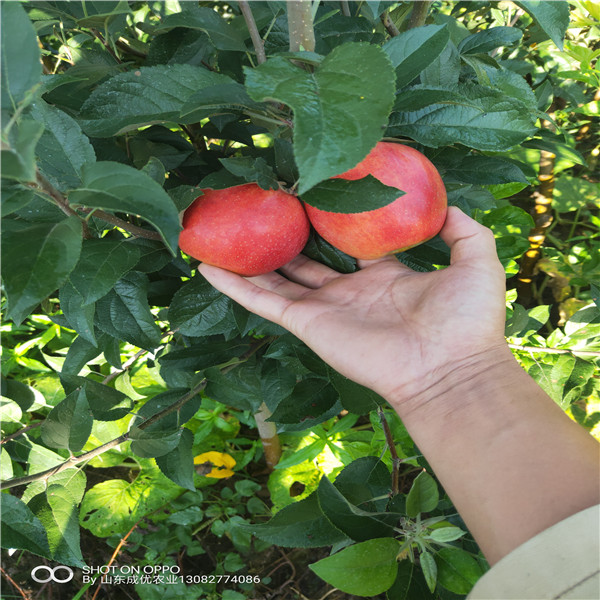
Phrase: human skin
[{"left": 198, "top": 207, "right": 600, "bottom": 565}]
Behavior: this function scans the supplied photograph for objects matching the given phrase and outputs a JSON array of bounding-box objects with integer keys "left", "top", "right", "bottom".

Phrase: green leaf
[
  {"left": 155, "top": 428, "right": 195, "bottom": 491},
  {"left": 219, "top": 156, "right": 279, "bottom": 191},
  {"left": 1, "top": 181, "right": 36, "bottom": 216},
  {"left": 383, "top": 25, "right": 450, "bottom": 86},
  {"left": 0, "top": 494, "right": 51, "bottom": 559},
  {"left": 245, "top": 43, "right": 396, "bottom": 194},
  {"left": 206, "top": 362, "right": 269, "bottom": 413},
  {"left": 129, "top": 389, "right": 199, "bottom": 458},
  {"left": 406, "top": 471, "right": 439, "bottom": 517},
  {"left": 80, "top": 467, "right": 180, "bottom": 537},
  {"left": 41, "top": 388, "right": 93, "bottom": 452},
  {"left": 94, "top": 271, "right": 162, "bottom": 351},
  {"left": 310, "top": 538, "right": 400, "bottom": 596},
  {"left": 129, "top": 427, "right": 182, "bottom": 459},
  {"left": 389, "top": 83, "right": 536, "bottom": 151},
  {"left": 553, "top": 176, "right": 600, "bottom": 213},
  {"left": 0, "top": 448, "right": 13, "bottom": 480},
  {"left": 61, "top": 375, "right": 132, "bottom": 422},
  {"left": 246, "top": 491, "right": 348, "bottom": 548},
  {"left": 421, "top": 40, "right": 460, "bottom": 88},
  {"left": 1, "top": 119, "right": 45, "bottom": 182},
  {"left": 69, "top": 239, "right": 141, "bottom": 305},
  {"left": 420, "top": 550, "right": 438, "bottom": 593},
  {"left": 60, "top": 281, "right": 96, "bottom": 345},
  {"left": 29, "top": 101, "right": 96, "bottom": 192},
  {"left": 442, "top": 155, "right": 528, "bottom": 185},
  {"left": 269, "top": 379, "right": 339, "bottom": 426},
  {"left": 21, "top": 468, "right": 87, "bottom": 506},
  {"left": 317, "top": 476, "right": 394, "bottom": 541},
  {"left": 2, "top": 216, "right": 83, "bottom": 325},
  {"left": 180, "top": 83, "right": 263, "bottom": 122},
  {"left": 27, "top": 485, "right": 85, "bottom": 567},
  {"left": 69, "top": 161, "right": 181, "bottom": 254},
  {"left": 388, "top": 559, "right": 436, "bottom": 600},
  {"left": 457, "top": 26, "right": 522, "bottom": 55},
  {"left": 154, "top": 6, "right": 247, "bottom": 51},
  {"left": 435, "top": 547, "right": 484, "bottom": 594},
  {"left": 275, "top": 439, "right": 327, "bottom": 471},
  {"left": 0, "top": 1, "right": 42, "bottom": 109},
  {"left": 516, "top": 1, "right": 570, "bottom": 50},
  {"left": 333, "top": 457, "right": 392, "bottom": 512},
  {"left": 158, "top": 339, "right": 250, "bottom": 389},
  {"left": 301, "top": 175, "right": 403, "bottom": 213},
  {"left": 79, "top": 65, "right": 231, "bottom": 137},
  {"left": 428, "top": 526, "right": 466, "bottom": 543},
  {"left": 169, "top": 276, "right": 236, "bottom": 337},
  {"left": 62, "top": 336, "right": 101, "bottom": 376}
]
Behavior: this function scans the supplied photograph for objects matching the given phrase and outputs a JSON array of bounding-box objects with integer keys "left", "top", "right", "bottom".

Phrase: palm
[{"left": 198, "top": 207, "right": 507, "bottom": 406}]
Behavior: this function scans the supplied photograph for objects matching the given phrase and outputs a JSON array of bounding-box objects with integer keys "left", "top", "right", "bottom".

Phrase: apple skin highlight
[
  {"left": 304, "top": 142, "right": 448, "bottom": 260},
  {"left": 180, "top": 183, "right": 310, "bottom": 276}
]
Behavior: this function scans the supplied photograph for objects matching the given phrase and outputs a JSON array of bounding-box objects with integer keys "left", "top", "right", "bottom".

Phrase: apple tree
[{"left": 1, "top": 1, "right": 599, "bottom": 598}]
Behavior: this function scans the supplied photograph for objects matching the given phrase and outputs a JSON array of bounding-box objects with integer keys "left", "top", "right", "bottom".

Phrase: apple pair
[{"left": 179, "top": 142, "right": 447, "bottom": 276}]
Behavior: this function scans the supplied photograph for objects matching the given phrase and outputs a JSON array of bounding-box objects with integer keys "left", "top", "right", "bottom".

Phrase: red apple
[
  {"left": 179, "top": 183, "right": 310, "bottom": 276},
  {"left": 304, "top": 142, "right": 447, "bottom": 260}
]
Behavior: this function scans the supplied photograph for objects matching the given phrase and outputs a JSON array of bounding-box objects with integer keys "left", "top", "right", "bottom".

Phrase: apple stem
[
  {"left": 407, "top": 0, "right": 432, "bottom": 29},
  {"left": 238, "top": 1, "right": 266, "bottom": 65},
  {"left": 287, "top": 0, "right": 316, "bottom": 53}
]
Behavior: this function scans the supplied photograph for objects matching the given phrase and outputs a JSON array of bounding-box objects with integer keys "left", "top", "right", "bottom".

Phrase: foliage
[{"left": 1, "top": 1, "right": 599, "bottom": 599}]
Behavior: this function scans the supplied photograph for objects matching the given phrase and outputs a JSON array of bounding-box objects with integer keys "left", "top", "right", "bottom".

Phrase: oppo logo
[{"left": 31, "top": 565, "right": 74, "bottom": 584}]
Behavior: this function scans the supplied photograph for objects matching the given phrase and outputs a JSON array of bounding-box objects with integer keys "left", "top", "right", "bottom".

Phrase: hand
[{"left": 198, "top": 207, "right": 509, "bottom": 410}]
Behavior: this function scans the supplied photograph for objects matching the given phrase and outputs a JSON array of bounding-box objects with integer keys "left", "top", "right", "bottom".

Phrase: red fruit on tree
[
  {"left": 179, "top": 183, "right": 310, "bottom": 276},
  {"left": 304, "top": 142, "right": 448, "bottom": 260}
]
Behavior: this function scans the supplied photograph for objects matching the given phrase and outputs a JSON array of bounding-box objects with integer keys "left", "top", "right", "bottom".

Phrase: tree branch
[
  {"left": 0, "top": 338, "right": 272, "bottom": 491},
  {"left": 407, "top": 0, "right": 432, "bottom": 29},
  {"left": 287, "top": 0, "right": 316, "bottom": 52},
  {"left": 239, "top": 1, "right": 266, "bottom": 65},
  {"left": 380, "top": 10, "right": 401, "bottom": 37},
  {"left": 80, "top": 207, "right": 163, "bottom": 241},
  {"left": 340, "top": 1, "right": 351, "bottom": 17}
]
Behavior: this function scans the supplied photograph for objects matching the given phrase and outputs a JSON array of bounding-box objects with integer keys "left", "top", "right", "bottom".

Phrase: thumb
[{"left": 440, "top": 206, "right": 500, "bottom": 267}]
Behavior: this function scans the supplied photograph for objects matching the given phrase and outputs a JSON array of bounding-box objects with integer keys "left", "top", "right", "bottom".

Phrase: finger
[
  {"left": 247, "top": 270, "right": 310, "bottom": 300},
  {"left": 198, "top": 263, "right": 294, "bottom": 325},
  {"left": 440, "top": 206, "right": 500, "bottom": 267},
  {"left": 357, "top": 254, "right": 411, "bottom": 270},
  {"left": 278, "top": 254, "right": 340, "bottom": 288}
]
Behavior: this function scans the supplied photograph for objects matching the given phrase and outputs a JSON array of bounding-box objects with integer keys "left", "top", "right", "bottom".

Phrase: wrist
[{"left": 387, "top": 342, "right": 519, "bottom": 423}]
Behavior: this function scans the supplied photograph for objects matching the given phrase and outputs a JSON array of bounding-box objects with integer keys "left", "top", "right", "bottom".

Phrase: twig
[
  {"left": 90, "top": 29, "right": 122, "bottom": 63},
  {"left": 1, "top": 421, "right": 41, "bottom": 445},
  {"left": 380, "top": 9, "right": 400, "bottom": 37},
  {"left": 115, "top": 38, "right": 147, "bottom": 59},
  {"left": 340, "top": 1, "right": 351, "bottom": 17},
  {"left": 0, "top": 565, "right": 32, "bottom": 600},
  {"left": 287, "top": 0, "right": 315, "bottom": 52},
  {"left": 36, "top": 172, "right": 85, "bottom": 221},
  {"left": 0, "top": 339, "right": 270, "bottom": 491},
  {"left": 407, "top": 0, "right": 432, "bottom": 29},
  {"left": 239, "top": 1, "right": 266, "bottom": 65},
  {"left": 102, "top": 349, "right": 147, "bottom": 385},
  {"left": 378, "top": 407, "right": 400, "bottom": 496},
  {"left": 509, "top": 344, "right": 600, "bottom": 357},
  {"left": 90, "top": 522, "right": 139, "bottom": 600},
  {"left": 80, "top": 208, "right": 163, "bottom": 241}
]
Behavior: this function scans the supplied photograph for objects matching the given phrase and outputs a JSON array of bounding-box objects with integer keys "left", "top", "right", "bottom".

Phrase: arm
[{"left": 198, "top": 207, "right": 599, "bottom": 565}]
